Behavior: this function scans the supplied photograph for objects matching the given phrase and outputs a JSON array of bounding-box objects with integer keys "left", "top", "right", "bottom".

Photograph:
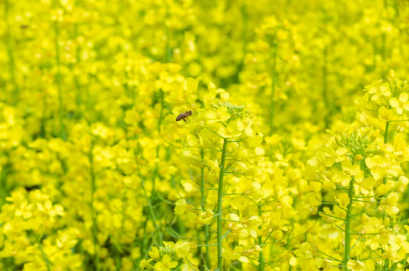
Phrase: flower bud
[
  {"left": 388, "top": 69, "right": 395, "bottom": 80},
  {"left": 354, "top": 154, "right": 363, "bottom": 162}
]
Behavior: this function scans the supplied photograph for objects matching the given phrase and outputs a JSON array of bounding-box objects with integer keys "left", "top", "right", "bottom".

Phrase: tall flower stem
[
  {"left": 147, "top": 160, "right": 163, "bottom": 244},
  {"left": 384, "top": 121, "right": 390, "bottom": 144},
  {"left": 89, "top": 144, "right": 100, "bottom": 270},
  {"left": 38, "top": 234, "right": 51, "bottom": 271},
  {"left": 5, "top": 0, "right": 18, "bottom": 105},
  {"left": 381, "top": 121, "right": 390, "bottom": 219},
  {"left": 270, "top": 43, "right": 278, "bottom": 135},
  {"left": 323, "top": 47, "right": 329, "bottom": 128},
  {"left": 344, "top": 177, "right": 355, "bottom": 271},
  {"left": 201, "top": 149, "right": 211, "bottom": 269},
  {"left": 54, "top": 18, "right": 66, "bottom": 140},
  {"left": 217, "top": 138, "right": 229, "bottom": 271},
  {"left": 382, "top": 121, "right": 390, "bottom": 269},
  {"left": 142, "top": 182, "right": 163, "bottom": 244},
  {"left": 0, "top": 162, "right": 10, "bottom": 207},
  {"left": 165, "top": 5, "right": 171, "bottom": 63},
  {"left": 258, "top": 204, "right": 265, "bottom": 271}
]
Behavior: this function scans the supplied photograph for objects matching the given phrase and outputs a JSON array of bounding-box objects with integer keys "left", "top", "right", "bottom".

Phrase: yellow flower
[
  {"left": 233, "top": 147, "right": 248, "bottom": 161},
  {"left": 149, "top": 247, "right": 160, "bottom": 259},
  {"left": 325, "top": 148, "right": 348, "bottom": 166},
  {"left": 342, "top": 159, "right": 360, "bottom": 175},
  {"left": 154, "top": 255, "right": 178, "bottom": 271},
  {"left": 222, "top": 246, "right": 251, "bottom": 264},
  {"left": 175, "top": 241, "right": 191, "bottom": 258},
  {"left": 319, "top": 223, "right": 340, "bottom": 239},
  {"left": 347, "top": 259, "right": 366, "bottom": 271},
  {"left": 205, "top": 106, "right": 231, "bottom": 124},
  {"left": 378, "top": 106, "right": 395, "bottom": 122},
  {"left": 365, "top": 80, "right": 391, "bottom": 100},
  {"left": 242, "top": 216, "right": 262, "bottom": 228},
  {"left": 365, "top": 155, "right": 400, "bottom": 181},
  {"left": 174, "top": 199, "right": 195, "bottom": 215},
  {"left": 335, "top": 193, "right": 350, "bottom": 210},
  {"left": 187, "top": 209, "right": 214, "bottom": 225},
  {"left": 243, "top": 182, "right": 264, "bottom": 201},
  {"left": 181, "top": 179, "right": 200, "bottom": 193},
  {"left": 140, "top": 259, "right": 153, "bottom": 270},
  {"left": 378, "top": 192, "right": 399, "bottom": 216},
  {"left": 333, "top": 159, "right": 361, "bottom": 186},
  {"left": 218, "top": 120, "right": 243, "bottom": 138},
  {"left": 389, "top": 92, "right": 409, "bottom": 115},
  {"left": 207, "top": 159, "right": 220, "bottom": 175}
]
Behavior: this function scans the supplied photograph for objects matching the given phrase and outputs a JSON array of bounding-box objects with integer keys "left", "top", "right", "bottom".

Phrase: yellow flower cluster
[{"left": 1, "top": 0, "right": 409, "bottom": 271}]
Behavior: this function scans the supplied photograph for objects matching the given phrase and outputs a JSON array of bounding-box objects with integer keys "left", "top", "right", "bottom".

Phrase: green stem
[
  {"left": 0, "top": 163, "right": 9, "bottom": 207},
  {"left": 165, "top": 5, "right": 171, "bottom": 63},
  {"left": 318, "top": 211, "right": 345, "bottom": 221},
  {"left": 263, "top": 229, "right": 274, "bottom": 245},
  {"left": 5, "top": 0, "right": 18, "bottom": 105},
  {"left": 143, "top": 185, "right": 163, "bottom": 244},
  {"left": 201, "top": 149, "right": 211, "bottom": 269},
  {"left": 270, "top": 43, "right": 278, "bottom": 135},
  {"left": 344, "top": 177, "right": 355, "bottom": 270},
  {"left": 381, "top": 121, "right": 390, "bottom": 220},
  {"left": 166, "top": 27, "right": 171, "bottom": 63},
  {"left": 384, "top": 121, "right": 390, "bottom": 144},
  {"left": 149, "top": 147, "right": 163, "bottom": 243},
  {"left": 54, "top": 17, "right": 66, "bottom": 140},
  {"left": 381, "top": 33, "right": 386, "bottom": 64},
  {"left": 224, "top": 193, "right": 243, "bottom": 196},
  {"left": 73, "top": 23, "right": 83, "bottom": 120},
  {"left": 382, "top": 121, "right": 390, "bottom": 269},
  {"left": 209, "top": 227, "right": 217, "bottom": 234},
  {"left": 241, "top": 4, "right": 248, "bottom": 56},
  {"left": 222, "top": 219, "right": 242, "bottom": 223},
  {"left": 388, "top": 119, "right": 409, "bottom": 123},
  {"left": 197, "top": 244, "right": 218, "bottom": 247},
  {"left": 258, "top": 205, "right": 264, "bottom": 271},
  {"left": 158, "top": 90, "right": 165, "bottom": 132},
  {"left": 349, "top": 233, "right": 380, "bottom": 235},
  {"left": 231, "top": 4, "right": 248, "bottom": 84},
  {"left": 323, "top": 46, "right": 329, "bottom": 128},
  {"left": 217, "top": 138, "right": 229, "bottom": 271},
  {"left": 38, "top": 235, "right": 51, "bottom": 271},
  {"left": 89, "top": 144, "right": 100, "bottom": 270},
  {"left": 317, "top": 250, "right": 343, "bottom": 262},
  {"left": 222, "top": 230, "right": 231, "bottom": 239}
]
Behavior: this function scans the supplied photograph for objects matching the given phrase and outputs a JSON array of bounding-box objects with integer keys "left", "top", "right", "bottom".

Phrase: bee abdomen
[{"left": 176, "top": 111, "right": 192, "bottom": 122}]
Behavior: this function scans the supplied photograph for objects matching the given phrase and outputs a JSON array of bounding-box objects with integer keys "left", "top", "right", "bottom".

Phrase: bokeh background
[{"left": 1, "top": 0, "right": 409, "bottom": 270}]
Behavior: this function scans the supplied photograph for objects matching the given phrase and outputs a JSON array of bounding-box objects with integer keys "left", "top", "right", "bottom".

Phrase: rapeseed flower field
[{"left": 1, "top": 0, "right": 409, "bottom": 270}]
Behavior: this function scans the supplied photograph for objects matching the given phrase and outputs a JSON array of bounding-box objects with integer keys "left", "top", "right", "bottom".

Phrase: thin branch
[
  {"left": 316, "top": 250, "right": 343, "bottom": 263},
  {"left": 318, "top": 211, "right": 346, "bottom": 221}
]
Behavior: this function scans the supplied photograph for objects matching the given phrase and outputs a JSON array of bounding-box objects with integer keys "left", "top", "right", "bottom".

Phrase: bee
[{"left": 176, "top": 110, "right": 193, "bottom": 122}]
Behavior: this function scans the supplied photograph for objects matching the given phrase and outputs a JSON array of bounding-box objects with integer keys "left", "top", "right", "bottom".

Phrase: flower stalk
[
  {"left": 344, "top": 176, "right": 355, "bottom": 270},
  {"left": 217, "top": 138, "right": 229, "bottom": 271},
  {"left": 5, "top": 0, "right": 18, "bottom": 105},
  {"left": 89, "top": 144, "right": 100, "bottom": 270},
  {"left": 270, "top": 43, "right": 278, "bottom": 135},
  {"left": 382, "top": 121, "right": 390, "bottom": 268},
  {"left": 54, "top": 18, "right": 66, "bottom": 140},
  {"left": 258, "top": 204, "right": 265, "bottom": 271},
  {"left": 201, "top": 149, "right": 211, "bottom": 269},
  {"left": 38, "top": 234, "right": 51, "bottom": 271},
  {"left": 323, "top": 46, "right": 329, "bottom": 128}
]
